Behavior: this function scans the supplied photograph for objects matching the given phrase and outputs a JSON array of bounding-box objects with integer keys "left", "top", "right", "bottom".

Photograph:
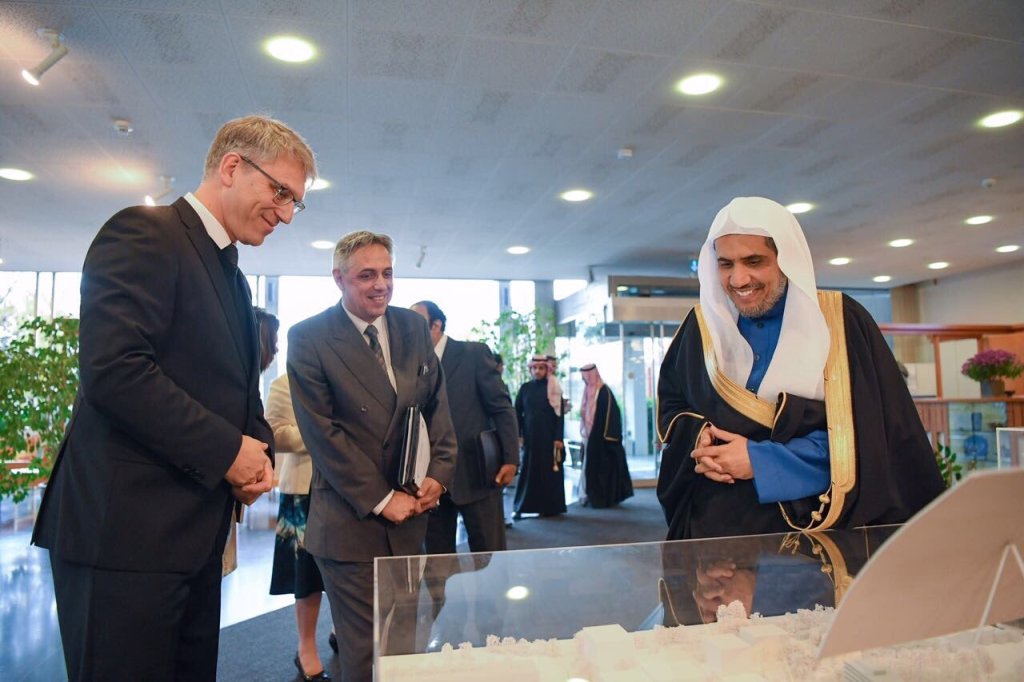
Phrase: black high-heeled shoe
[{"left": 294, "top": 653, "right": 331, "bottom": 681}]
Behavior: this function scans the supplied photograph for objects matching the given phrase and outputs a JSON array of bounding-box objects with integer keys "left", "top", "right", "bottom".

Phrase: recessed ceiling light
[
  {"left": 873, "top": 275, "right": 892, "bottom": 283},
  {"left": 506, "top": 246, "right": 530, "bottom": 255},
  {"left": 786, "top": 202, "right": 814, "bottom": 214},
  {"left": 996, "top": 244, "right": 1020, "bottom": 253},
  {"left": 0, "top": 167, "right": 34, "bottom": 181},
  {"left": 888, "top": 238, "right": 914, "bottom": 248},
  {"left": 311, "top": 240, "right": 334, "bottom": 250},
  {"left": 828, "top": 257, "right": 851, "bottom": 266},
  {"left": 978, "top": 110, "right": 1022, "bottom": 128},
  {"left": 264, "top": 36, "right": 316, "bottom": 63},
  {"left": 307, "top": 177, "right": 330, "bottom": 191},
  {"left": 559, "top": 189, "right": 593, "bottom": 202},
  {"left": 505, "top": 586, "right": 529, "bottom": 601},
  {"left": 675, "top": 73, "right": 723, "bottom": 96},
  {"left": 927, "top": 261, "right": 949, "bottom": 270},
  {"left": 965, "top": 215, "right": 993, "bottom": 225}
]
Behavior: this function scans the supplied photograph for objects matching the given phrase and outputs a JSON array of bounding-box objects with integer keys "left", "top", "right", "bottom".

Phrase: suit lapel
[
  {"left": 441, "top": 338, "right": 465, "bottom": 378},
  {"left": 176, "top": 198, "right": 252, "bottom": 378},
  {"left": 326, "top": 304, "right": 396, "bottom": 411}
]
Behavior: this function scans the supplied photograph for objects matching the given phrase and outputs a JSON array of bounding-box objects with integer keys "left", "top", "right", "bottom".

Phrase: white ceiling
[{"left": 1, "top": 0, "right": 1021, "bottom": 288}]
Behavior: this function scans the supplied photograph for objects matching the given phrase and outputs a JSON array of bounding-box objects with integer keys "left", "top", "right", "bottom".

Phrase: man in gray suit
[
  {"left": 412, "top": 301, "right": 519, "bottom": 553},
  {"left": 288, "top": 232, "right": 457, "bottom": 682}
]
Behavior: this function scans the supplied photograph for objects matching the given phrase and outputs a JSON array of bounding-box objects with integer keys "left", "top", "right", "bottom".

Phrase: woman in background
[{"left": 262, "top": 311, "right": 333, "bottom": 681}]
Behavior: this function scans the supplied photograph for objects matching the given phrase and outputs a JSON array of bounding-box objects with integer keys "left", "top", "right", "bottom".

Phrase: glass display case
[
  {"left": 997, "top": 427, "right": 1024, "bottom": 468},
  {"left": 373, "top": 527, "right": 1024, "bottom": 680}
]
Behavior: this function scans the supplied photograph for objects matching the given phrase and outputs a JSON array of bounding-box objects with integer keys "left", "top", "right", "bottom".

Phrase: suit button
[
  {"left": 360, "top": 406, "right": 368, "bottom": 412},
  {"left": 383, "top": 441, "right": 390, "bottom": 448}
]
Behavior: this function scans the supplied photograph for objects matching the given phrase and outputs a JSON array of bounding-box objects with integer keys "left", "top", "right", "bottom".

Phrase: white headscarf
[
  {"left": 697, "top": 197, "right": 829, "bottom": 401},
  {"left": 529, "top": 354, "right": 564, "bottom": 416}
]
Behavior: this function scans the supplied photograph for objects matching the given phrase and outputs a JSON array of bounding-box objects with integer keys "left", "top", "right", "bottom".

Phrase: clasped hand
[
  {"left": 691, "top": 424, "right": 753, "bottom": 483},
  {"left": 225, "top": 435, "right": 273, "bottom": 505},
  {"left": 381, "top": 477, "right": 444, "bottom": 524}
]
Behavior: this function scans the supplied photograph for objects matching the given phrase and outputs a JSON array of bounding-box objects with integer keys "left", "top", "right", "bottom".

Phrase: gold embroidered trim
[
  {"left": 779, "top": 291, "right": 856, "bottom": 532},
  {"left": 780, "top": 532, "right": 853, "bottom": 605},
  {"left": 771, "top": 391, "right": 789, "bottom": 434},
  {"left": 694, "top": 305, "right": 775, "bottom": 428},
  {"left": 659, "top": 411, "right": 705, "bottom": 444},
  {"left": 654, "top": 320, "right": 686, "bottom": 443}
]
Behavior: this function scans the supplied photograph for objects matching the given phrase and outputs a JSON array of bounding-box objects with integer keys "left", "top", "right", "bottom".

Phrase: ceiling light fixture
[
  {"left": 21, "top": 28, "right": 68, "bottom": 86},
  {"left": 506, "top": 246, "right": 530, "bottom": 255},
  {"left": 264, "top": 36, "right": 316, "bottom": 63},
  {"left": 996, "top": 245, "right": 1020, "bottom": 254},
  {"left": 307, "top": 177, "right": 330, "bottom": 191},
  {"left": 559, "top": 189, "right": 593, "bottom": 202},
  {"left": 888, "top": 238, "right": 914, "bottom": 248},
  {"left": 873, "top": 275, "right": 892, "bottom": 283},
  {"left": 144, "top": 175, "right": 174, "bottom": 206},
  {"left": 927, "top": 261, "right": 949, "bottom": 270},
  {"left": 505, "top": 586, "right": 529, "bottom": 601},
  {"left": 965, "top": 215, "right": 993, "bottom": 225},
  {"left": 786, "top": 202, "right": 814, "bottom": 214},
  {"left": 311, "top": 240, "right": 334, "bottom": 250},
  {"left": 0, "top": 168, "right": 34, "bottom": 181},
  {"left": 829, "top": 257, "right": 851, "bottom": 266},
  {"left": 675, "top": 73, "right": 722, "bottom": 96},
  {"left": 978, "top": 110, "right": 1022, "bottom": 128}
]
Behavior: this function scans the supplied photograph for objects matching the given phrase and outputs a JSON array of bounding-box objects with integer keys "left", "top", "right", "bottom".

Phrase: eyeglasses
[{"left": 239, "top": 155, "right": 305, "bottom": 214}]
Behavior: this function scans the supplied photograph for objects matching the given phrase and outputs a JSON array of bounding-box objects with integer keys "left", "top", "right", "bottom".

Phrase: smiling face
[
  {"left": 334, "top": 243, "right": 394, "bottom": 323},
  {"left": 221, "top": 153, "right": 306, "bottom": 246},
  {"left": 714, "top": 234, "right": 788, "bottom": 318}
]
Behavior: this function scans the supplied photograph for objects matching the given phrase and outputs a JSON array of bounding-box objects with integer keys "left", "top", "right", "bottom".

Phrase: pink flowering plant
[{"left": 960, "top": 349, "right": 1024, "bottom": 382}]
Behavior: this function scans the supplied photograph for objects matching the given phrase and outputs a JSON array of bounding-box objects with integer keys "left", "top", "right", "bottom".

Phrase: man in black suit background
[
  {"left": 32, "top": 115, "right": 316, "bottom": 681},
  {"left": 288, "top": 232, "right": 457, "bottom": 682},
  {"left": 411, "top": 301, "right": 519, "bottom": 553}
]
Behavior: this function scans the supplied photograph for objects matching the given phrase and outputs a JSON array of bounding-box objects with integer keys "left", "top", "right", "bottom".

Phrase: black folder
[
  {"left": 398, "top": 405, "right": 423, "bottom": 495},
  {"left": 476, "top": 429, "right": 502, "bottom": 488}
]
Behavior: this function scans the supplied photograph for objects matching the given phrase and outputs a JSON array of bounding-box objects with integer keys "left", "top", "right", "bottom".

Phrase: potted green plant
[
  {"left": 0, "top": 316, "right": 79, "bottom": 502},
  {"left": 960, "top": 349, "right": 1024, "bottom": 397},
  {"left": 471, "top": 308, "right": 559, "bottom": 392}
]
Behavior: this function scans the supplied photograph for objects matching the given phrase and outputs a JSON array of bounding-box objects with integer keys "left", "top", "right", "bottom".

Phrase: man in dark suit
[
  {"left": 31, "top": 115, "right": 316, "bottom": 681},
  {"left": 411, "top": 301, "right": 519, "bottom": 553},
  {"left": 288, "top": 231, "right": 457, "bottom": 682}
]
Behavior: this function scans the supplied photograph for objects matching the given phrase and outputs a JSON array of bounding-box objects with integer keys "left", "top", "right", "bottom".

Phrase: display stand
[{"left": 819, "top": 468, "right": 1024, "bottom": 658}]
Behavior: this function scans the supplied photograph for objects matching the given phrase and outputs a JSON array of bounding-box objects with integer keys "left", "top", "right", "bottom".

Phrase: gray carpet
[{"left": 217, "top": 487, "right": 665, "bottom": 680}]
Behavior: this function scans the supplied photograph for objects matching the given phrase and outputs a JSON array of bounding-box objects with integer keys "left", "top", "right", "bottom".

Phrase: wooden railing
[
  {"left": 877, "top": 323, "right": 1024, "bottom": 398},
  {"left": 914, "top": 397, "right": 1024, "bottom": 448}
]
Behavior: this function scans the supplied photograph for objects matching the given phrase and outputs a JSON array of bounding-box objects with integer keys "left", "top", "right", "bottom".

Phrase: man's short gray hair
[
  {"left": 204, "top": 115, "right": 317, "bottom": 182},
  {"left": 332, "top": 231, "right": 394, "bottom": 272}
]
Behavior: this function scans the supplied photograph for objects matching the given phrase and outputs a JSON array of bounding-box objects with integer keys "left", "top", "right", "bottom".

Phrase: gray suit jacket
[
  {"left": 287, "top": 303, "right": 457, "bottom": 562},
  {"left": 441, "top": 339, "right": 519, "bottom": 506}
]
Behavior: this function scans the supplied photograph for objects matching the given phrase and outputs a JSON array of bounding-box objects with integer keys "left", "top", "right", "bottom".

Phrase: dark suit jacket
[
  {"left": 32, "top": 197, "right": 273, "bottom": 573},
  {"left": 440, "top": 339, "right": 518, "bottom": 506},
  {"left": 287, "top": 304, "right": 457, "bottom": 562}
]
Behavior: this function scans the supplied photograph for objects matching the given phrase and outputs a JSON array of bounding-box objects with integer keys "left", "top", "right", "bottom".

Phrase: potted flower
[{"left": 960, "top": 349, "right": 1024, "bottom": 397}]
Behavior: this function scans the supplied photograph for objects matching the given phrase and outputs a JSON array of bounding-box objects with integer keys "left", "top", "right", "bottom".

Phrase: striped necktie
[{"left": 364, "top": 325, "right": 388, "bottom": 374}]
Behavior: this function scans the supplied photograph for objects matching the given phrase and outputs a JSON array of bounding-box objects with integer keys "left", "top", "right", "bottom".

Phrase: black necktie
[
  {"left": 364, "top": 325, "right": 388, "bottom": 375},
  {"left": 218, "top": 244, "right": 254, "bottom": 370},
  {"left": 220, "top": 243, "right": 239, "bottom": 271}
]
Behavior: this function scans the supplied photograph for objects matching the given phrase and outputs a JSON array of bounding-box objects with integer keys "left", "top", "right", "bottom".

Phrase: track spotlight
[
  {"left": 22, "top": 28, "right": 68, "bottom": 86},
  {"left": 145, "top": 175, "right": 174, "bottom": 206}
]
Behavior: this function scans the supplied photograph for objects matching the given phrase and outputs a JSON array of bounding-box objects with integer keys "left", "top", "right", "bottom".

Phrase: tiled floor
[{"left": 0, "top": 460, "right": 649, "bottom": 680}]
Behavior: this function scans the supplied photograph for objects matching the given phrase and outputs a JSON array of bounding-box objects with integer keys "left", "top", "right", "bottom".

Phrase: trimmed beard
[{"left": 741, "top": 274, "right": 788, "bottom": 318}]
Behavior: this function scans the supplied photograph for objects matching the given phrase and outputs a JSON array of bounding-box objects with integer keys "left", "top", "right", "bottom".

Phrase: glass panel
[
  {"left": 0, "top": 271, "right": 40, "bottom": 336},
  {"left": 508, "top": 280, "right": 535, "bottom": 315},
  {"left": 52, "top": 272, "right": 81, "bottom": 318},
  {"left": 562, "top": 319, "right": 679, "bottom": 481},
  {"left": 375, "top": 526, "right": 902, "bottom": 679}
]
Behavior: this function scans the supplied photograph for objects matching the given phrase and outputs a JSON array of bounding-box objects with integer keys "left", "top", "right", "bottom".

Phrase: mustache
[{"left": 728, "top": 283, "right": 764, "bottom": 293}]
